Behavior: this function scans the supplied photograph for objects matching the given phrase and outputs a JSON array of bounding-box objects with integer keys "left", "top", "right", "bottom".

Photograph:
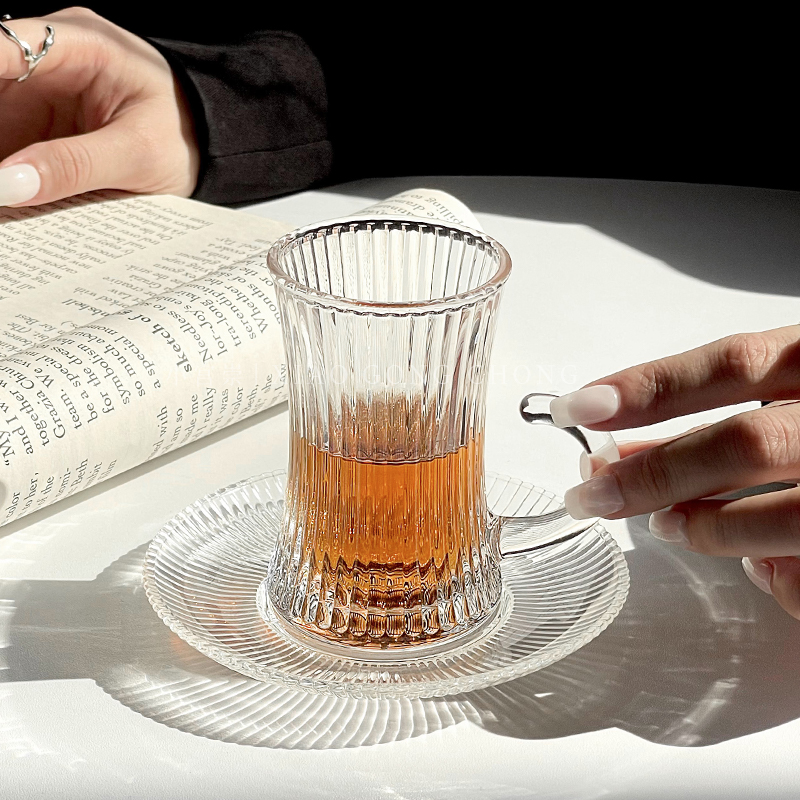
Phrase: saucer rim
[{"left": 143, "top": 470, "right": 630, "bottom": 699}]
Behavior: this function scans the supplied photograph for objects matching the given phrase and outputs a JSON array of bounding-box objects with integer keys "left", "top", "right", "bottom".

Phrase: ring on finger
[{"left": 0, "top": 15, "right": 55, "bottom": 82}]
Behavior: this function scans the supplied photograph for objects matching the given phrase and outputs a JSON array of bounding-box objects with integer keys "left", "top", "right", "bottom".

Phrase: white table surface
[{"left": 3, "top": 176, "right": 800, "bottom": 799}]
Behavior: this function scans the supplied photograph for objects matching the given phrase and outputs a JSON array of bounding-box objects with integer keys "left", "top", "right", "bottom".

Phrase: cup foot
[{"left": 259, "top": 585, "right": 507, "bottom": 664}]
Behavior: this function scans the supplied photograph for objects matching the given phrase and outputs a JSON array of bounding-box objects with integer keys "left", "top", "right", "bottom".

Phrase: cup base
[
  {"left": 143, "top": 470, "right": 629, "bottom": 698},
  {"left": 259, "top": 584, "right": 506, "bottom": 663}
]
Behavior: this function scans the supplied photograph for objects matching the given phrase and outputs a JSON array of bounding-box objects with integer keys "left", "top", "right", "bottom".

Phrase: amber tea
[{"left": 275, "top": 428, "right": 500, "bottom": 646}]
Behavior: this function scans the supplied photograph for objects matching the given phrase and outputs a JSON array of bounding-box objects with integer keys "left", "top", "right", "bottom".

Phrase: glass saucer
[{"left": 143, "top": 471, "right": 629, "bottom": 699}]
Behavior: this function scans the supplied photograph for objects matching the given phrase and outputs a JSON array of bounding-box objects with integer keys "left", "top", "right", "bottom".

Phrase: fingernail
[
  {"left": 564, "top": 475, "right": 624, "bottom": 519},
  {"left": 0, "top": 164, "right": 41, "bottom": 206},
  {"left": 550, "top": 385, "right": 620, "bottom": 428},
  {"left": 742, "top": 557, "right": 773, "bottom": 595},
  {"left": 649, "top": 507, "right": 689, "bottom": 545}
]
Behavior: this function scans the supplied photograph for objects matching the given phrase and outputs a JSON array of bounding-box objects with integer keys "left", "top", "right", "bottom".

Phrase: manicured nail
[
  {"left": 0, "top": 164, "right": 41, "bottom": 206},
  {"left": 649, "top": 508, "right": 689, "bottom": 545},
  {"left": 550, "top": 385, "right": 620, "bottom": 428},
  {"left": 742, "top": 557, "right": 773, "bottom": 595},
  {"left": 564, "top": 475, "right": 624, "bottom": 519}
]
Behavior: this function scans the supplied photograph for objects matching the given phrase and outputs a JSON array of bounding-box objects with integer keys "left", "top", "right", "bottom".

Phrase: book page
[
  {"left": 350, "top": 188, "right": 480, "bottom": 229},
  {"left": 0, "top": 192, "right": 293, "bottom": 357},
  {"left": 0, "top": 188, "right": 481, "bottom": 526}
]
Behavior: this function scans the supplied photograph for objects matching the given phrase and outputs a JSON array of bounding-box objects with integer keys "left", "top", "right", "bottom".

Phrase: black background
[{"left": 11, "top": 5, "right": 799, "bottom": 191}]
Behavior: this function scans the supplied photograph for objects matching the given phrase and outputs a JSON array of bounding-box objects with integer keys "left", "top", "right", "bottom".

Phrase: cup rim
[{"left": 265, "top": 215, "right": 512, "bottom": 314}]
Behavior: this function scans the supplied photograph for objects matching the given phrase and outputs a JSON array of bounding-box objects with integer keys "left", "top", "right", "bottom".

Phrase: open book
[{"left": 0, "top": 188, "right": 480, "bottom": 527}]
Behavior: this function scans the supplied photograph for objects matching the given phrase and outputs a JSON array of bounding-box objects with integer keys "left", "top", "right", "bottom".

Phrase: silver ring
[{"left": 0, "top": 14, "right": 55, "bottom": 82}]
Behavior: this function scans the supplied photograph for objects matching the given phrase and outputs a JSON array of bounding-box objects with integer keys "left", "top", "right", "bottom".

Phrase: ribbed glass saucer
[{"left": 143, "top": 471, "right": 629, "bottom": 699}]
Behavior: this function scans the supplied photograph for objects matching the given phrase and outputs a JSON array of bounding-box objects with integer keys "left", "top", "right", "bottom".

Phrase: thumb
[{"left": 0, "top": 120, "right": 144, "bottom": 206}]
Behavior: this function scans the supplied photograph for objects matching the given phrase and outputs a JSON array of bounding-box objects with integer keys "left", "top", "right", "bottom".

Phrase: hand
[
  {"left": 550, "top": 324, "right": 800, "bottom": 620},
  {"left": 0, "top": 7, "right": 199, "bottom": 206}
]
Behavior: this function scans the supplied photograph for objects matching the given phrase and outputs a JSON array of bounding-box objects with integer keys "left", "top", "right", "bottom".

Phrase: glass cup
[{"left": 263, "top": 217, "right": 617, "bottom": 651}]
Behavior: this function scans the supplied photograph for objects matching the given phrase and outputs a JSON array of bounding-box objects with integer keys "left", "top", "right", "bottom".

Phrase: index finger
[{"left": 550, "top": 324, "right": 800, "bottom": 431}]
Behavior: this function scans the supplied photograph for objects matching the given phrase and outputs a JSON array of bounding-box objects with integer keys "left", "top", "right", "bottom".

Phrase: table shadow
[
  {"left": 324, "top": 176, "right": 800, "bottom": 297},
  {"left": 2, "top": 517, "right": 799, "bottom": 751}
]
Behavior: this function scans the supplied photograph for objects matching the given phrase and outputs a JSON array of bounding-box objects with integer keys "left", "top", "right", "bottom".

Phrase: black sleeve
[{"left": 147, "top": 31, "right": 332, "bottom": 206}]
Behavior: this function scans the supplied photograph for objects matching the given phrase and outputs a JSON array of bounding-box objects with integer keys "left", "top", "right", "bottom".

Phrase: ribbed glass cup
[{"left": 265, "top": 218, "right": 510, "bottom": 649}]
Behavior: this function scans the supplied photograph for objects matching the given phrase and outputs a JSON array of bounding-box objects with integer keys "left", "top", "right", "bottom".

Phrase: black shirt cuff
[{"left": 148, "top": 31, "right": 332, "bottom": 205}]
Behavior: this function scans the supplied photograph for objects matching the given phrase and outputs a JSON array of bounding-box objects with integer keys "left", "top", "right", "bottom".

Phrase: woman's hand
[
  {"left": 550, "top": 324, "right": 800, "bottom": 620},
  {"left": 0, "top": 7, "right": 199, "bottom": 206}
]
